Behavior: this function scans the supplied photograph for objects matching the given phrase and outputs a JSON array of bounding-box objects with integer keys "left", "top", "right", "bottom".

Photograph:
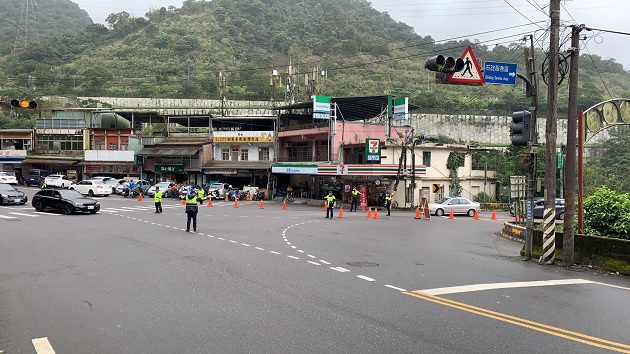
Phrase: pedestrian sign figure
[{"left": 462, "top": 57, "right": 473, "bottom": 77}]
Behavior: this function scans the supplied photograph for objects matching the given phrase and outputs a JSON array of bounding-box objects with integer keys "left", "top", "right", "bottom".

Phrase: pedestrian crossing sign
[{"left": 448, "top": 45, "right": 485, "bottom": 85}]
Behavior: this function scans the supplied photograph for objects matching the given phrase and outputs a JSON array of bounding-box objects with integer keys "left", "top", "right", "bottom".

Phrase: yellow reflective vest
[{"left": 154, "top": 190, "right": 162, "bottom": 203}]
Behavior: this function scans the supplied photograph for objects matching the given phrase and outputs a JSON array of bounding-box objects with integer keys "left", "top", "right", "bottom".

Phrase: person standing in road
[
  {"left": 197, "top": 186, "right": 205, "bottom": 205},
  {"left": 40, "top": 181, "right": 47, "bottom": 189},
  {"left": 350, "top": 186, "right": 361, "bottom": 212},
  {"left": 154, "top": 187, "right": 163, "bottom": 213},
  {"left": 324, "top": 191, "right": 336, "bottom": 219},
  {"left": 183, "top": 192, "right": 199, "bottom": 232},
  {"left": 384, "top": 190, "right": 394, "bottom": 216},
  {"left": 171, "top": 183, "right": 178, "bottom": 200}
]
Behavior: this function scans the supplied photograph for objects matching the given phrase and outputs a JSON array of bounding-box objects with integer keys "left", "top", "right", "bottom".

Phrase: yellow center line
[{"left": 403, "top": 291, "right": 630, "bottom": 353}]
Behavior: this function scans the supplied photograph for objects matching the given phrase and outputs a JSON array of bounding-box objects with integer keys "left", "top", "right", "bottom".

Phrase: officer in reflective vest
[
  {"left": 154, "top": 187, "right": 163, "bottom": 213},
  {"left": 384, "top": 191, "right": 394, "bottom": 216},
  {"left": 184, "top": 192, "right": 199, "bottom": 232},
  {"left": 324, "top": 191, "right": 336, "bottom": 219},
  {"left": 196, "top": 187, "right": 205, "bottom": 205},
  {"left": 350, "top": 186, "right": 362, "bottom": 212}
]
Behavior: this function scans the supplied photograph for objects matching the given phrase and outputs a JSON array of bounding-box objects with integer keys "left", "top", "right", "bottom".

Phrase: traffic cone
[
  {"left": 282, "top": 200, "right": 287, "bottom": 210},
  {"left": 414, "top": 206, "right": 422, "bottom": 219},
  {"left": 361, "top": 203, "right": 365, "bottom": 212},
  {"left": 515, "top": 214, "right": 520, "bottom": 222},
  {"left": 181, "top": 198, "right": 186, "bottom": 205},
  {"left": 225, "top": 194, "right": 228, "bottom": 202},
  {"left": 372, "top": 208, "right": 379, "bottom": 219},
  {"left": 259, "top": 199, "right": 264, "bottom": 209},
  {"left": 338, "top": 207, "right": 344, "bottom": 218},
  {"left": 138, "top": 194, "right": 143, "bottom": 202},
  {"left": 234, "top": 199, "right": 239, "bottom": 208},
  {"left": 491, "top": 210, "right": 497, "bottom": 220},
  {"left": 207, "top": 198, "right": 213, "bottom": 207},
  {"left": 323, "top": 202, "right": 327, "bottom": 211},
  {"left": 366, "top": 208, "right": 372, "bottom": 218},
  {"left": 474, "top": 210, "right": 479, "bottom": 220},
  {"left": 449, "top": 209, "right": 454, "bottom": 219}
]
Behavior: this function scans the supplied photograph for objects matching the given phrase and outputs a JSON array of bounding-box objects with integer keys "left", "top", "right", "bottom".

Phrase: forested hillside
[
  {"left": 0, "top": 0, "right": 628, "bottom": 118},
  {"left": 0, "top": 0, "right": 92, "bottom": 53}
]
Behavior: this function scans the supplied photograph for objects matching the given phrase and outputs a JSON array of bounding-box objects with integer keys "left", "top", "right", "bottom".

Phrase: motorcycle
[
  {"left": 208, "top": 190, "right": 220, "bottom": 200},
  {"left": 124, "top": 187, "right": 142, "bottom": 198},
  {"left": 253, "top": 190, "right": 265, "bottom": 201}
]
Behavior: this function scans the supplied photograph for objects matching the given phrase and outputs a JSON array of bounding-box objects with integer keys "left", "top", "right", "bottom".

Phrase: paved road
[{"left": 1, "top": 186, "right": 629, "bottom": 353}]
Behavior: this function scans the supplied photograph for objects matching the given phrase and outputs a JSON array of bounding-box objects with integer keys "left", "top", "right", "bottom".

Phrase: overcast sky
[{"left": 72, "top": 0, "right": 630, "bottom": 69}]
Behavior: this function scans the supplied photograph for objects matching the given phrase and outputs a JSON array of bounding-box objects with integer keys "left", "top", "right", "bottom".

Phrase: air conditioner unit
[{"left": 284, "top": 143, "right": 292, "bottom": 148}]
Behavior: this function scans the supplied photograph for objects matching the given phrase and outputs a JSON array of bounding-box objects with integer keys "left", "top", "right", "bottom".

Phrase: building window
[
  {"left": 240, "top": 149, "right": 249, "bottom": 161},
  {"left": 94, "top": 141, "right": 105, "bottom": 150},
  {"left": 423, "top": 151, "right": 431, "bottom": 167},
  {"left": 120, "top": 142, "right": 128, "bottom": 151},
  {"left": 221, "top": 149, "right": 229, "bottom": 161},
  {"left": 259, "top": 147, "right": 270, "bottom": 161},
  {"left": 37, "top": 134, "right": 83, "bottom": 151},
  {"left": 109, "top": 143, "right": 117, "bottom": 150},
  {"left": 231, "top": 147, "right": 239, "bottom": 161}
]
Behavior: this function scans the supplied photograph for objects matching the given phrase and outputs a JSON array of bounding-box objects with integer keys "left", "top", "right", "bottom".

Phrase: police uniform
[
  {"left": 324, "top": 193, "right": 336, "bottom": 219},
  {"left": 197, "top": 188, "right": 205, "bottom": 204},
  {"left": 184, "top": 194, "right": 199, "bottom": 232},
  {"left": 385, "top": 192, "right": 393, "bottom": 216},
  {"left": 350, "top": 187, "right": 361, "bottom": 212},
  {"left": 154, "top": 188, "right": 163, "bottom": 213}
]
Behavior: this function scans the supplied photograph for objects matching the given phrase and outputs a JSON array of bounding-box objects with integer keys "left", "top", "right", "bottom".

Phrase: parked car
[
  {"left": 103, "top": 178, "right": 126, "bottom": 194},
  {"left": 0, "top": 183, "right": 27, "bottom": 205},
  {"left": 24, "top": 168, "right": 52, "bottom": 186},
  {"left": 44, "top": 174, "right": 73, "bottom": 188},
  {"left": 0, "top": 171, "right": 18, "bottom": 185},
  {"left": 89, "top": 176, "right": 114, "bottom": 182},
  {"left": 510, "top": 198, "right": 565, "bottom": 220},
  {"left": 428, "top": 197, "right": 480, "bottom": 217},
  {"left": 208, "top": 183, "right": 231, "bottom": 199},
  {"left": 146, "top": 182, "right": 175, "bottom": 197},
  {"left": 134, "top": 180, "right": 152, "bottom": 194},
  {"left": 69, "top": 180, "right": 111, "bottom": 197},
  {"left": 115, "top": 181, "right": 130, "bottom": 195},
  {"left": 32, "top": 188, "right": 100, "bottom": 215},
  {"left": 178, "top": 184, "right": 203, "bottom": 197}
]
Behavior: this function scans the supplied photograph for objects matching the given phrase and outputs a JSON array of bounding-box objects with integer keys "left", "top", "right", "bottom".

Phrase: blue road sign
[{"left": 484, "top": 61, "right": 517, "bottom": 85}]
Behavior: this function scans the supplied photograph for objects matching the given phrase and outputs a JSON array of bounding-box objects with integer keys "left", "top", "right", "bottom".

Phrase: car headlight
[{"left": 74, "top": 202, "right": 83, "bottom": 206}]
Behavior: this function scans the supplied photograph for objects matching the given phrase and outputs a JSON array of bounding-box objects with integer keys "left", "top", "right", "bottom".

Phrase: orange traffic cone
[
  {"left": 474, "top": 210, "right": 480, "bottom": 220},
  {"left": 366, "top": 208, "right": 372, "bottom": 218},
  {"left": 181, "top": 198, "right": 186, "bottom": 205},
  {"left": 323, "top": 202, "right": 327, "bottom": 211},
  {"left": 414, "top": 206, "right": 422, "bottom": 219},
  {"left": 234, "top": 199, "right": 239, "bottom": 208},
  {"left": 207, "top": 198, "right": 213, "bottom": 207},
  {"left": 282, "top": 200, "right": 287, "bottom": 210},
  {"left": 361, "top": 203, "right": 366, "bottom": 212},
  {"left": 515, "top": 214, "right": 520, "bottom": 222},
  {"left": 491, "top": 210, "right": 497, "bottom": 220},
  {"left": 338, "top": 207, "right": 344, "bottom": 218},
  {"left": 138, "top": 194, "right": 143, "bottom": 202},
  {"left": 449, "top": 209, "right": 454, "bottom": 219},
  {"left": 372, "top": 208, "right": 379, "bottom": 219},
  {"left": 224, "top": 194, "right": 228, "bottom": 202}
]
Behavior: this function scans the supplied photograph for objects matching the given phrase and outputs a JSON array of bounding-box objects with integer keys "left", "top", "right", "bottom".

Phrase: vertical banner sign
[
  {"left": 313, "top": 95, "right": 331, "bottom": 120},
  {"left": 393, "top": 97, "right": 408, "bottom": 120},
  {"left": 365, "top": 138, "right": 381, "bottom": 161},
  {"left": 359, "top": 185, "right": 367, "bottom": 207}
]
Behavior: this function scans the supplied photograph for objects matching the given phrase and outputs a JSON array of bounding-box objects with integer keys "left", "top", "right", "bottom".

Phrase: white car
[
  {"left": 69, "top": 180, "right": 111, "bottom": 197},
  {"left": 90, "top": 176, "right": 114, "bottom": 182},
  {"left": 428, "top": 197, "right": 480, "bottom": 217},
  {"left": 44, "top": 174, "right": 73, "bottom": 188},
  {"left": 0, "top": 172, "right": 18, "bottom": 185}
]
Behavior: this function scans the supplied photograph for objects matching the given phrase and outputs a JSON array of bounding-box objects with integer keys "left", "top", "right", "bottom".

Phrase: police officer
[
  {"left": 183, "top": 192, "right": 199, "bottom": 232},
  {"left": 154, "top": 187, "right": 163, "bottom": 213},
  {"left": 40, "top": 181, "right": 47, "bottom": 189},
  {"left": 324, "top": 191, "right": 336, "bottom": 219},
  {"left": 384, "top": 190, "right": 394, "bottom": 216},
  {"left": 196, "top": 186, "right": 206, "bottom": 205},
  {"left": 350, "top": 186, "right": 362, "bottom": 212}
]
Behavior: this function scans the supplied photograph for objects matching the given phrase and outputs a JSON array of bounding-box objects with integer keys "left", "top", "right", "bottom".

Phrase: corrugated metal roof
[{"left": 137, "top": 147, "right": 200, "bottom": 156}]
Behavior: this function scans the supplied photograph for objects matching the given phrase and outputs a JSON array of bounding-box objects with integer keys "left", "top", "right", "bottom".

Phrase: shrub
[{"left": 583, "top": 186, "right": 630, "bottom": 239}]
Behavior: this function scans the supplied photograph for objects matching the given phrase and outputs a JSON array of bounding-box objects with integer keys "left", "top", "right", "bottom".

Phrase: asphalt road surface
[{"left": 1, "top": 186, "right": 629, "bottom": 353}]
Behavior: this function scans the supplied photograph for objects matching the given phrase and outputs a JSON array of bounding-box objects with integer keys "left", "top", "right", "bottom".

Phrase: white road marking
[
  {"left": 0, "top": 215, "right": 17, "bottom": 219},
  {"left": 307, "top": 261, "right": 321, "bottom": 266},
  {"left": 417, "top": 279, "right": 595, "bottom": 296},
  {"left": 270, "top": 251, "right": 281, "bottom": 255},
  {"left": 297, "top": 250, "right": 305, "bottom": 253},
  {"left": 218, "top": 237, "right": 225, "bottom": 240},
  {"left": 307, "top": 254, "right": 316, "bottom": 258},
  {"left": 33, "top": 212, "right": 60, "bottom": 216},
  {"left": 255, "top": 247, "right": 265, "bottom": 251},
  {"left": 357, "top": 275, "right": 376, "bottom": 282},
  {"left": 330, "top": 267, "right": 350, "bottom": 273},
  {"left": 592, "top": 282, "right": 630, "bottom": 292},
  {"left": 286, "top": 242, "right": 291, "bottom": 245},
  {"left": 319, "top": 260, "right": 331, "bottom": 265},
  {"left": 385, "top": 285, "right": 408, "bottom": 292},
  {"left": 9, "top": 212, "right": 38, "bottom": 217},
  {"left": 287, "top": 255, "right": 300, "bottom": 260},
  {"left": 291, "top": 246, "right": 296, "bottom": 249},
  {"left": 229, "top": 240, "right": 237, "bottom": 243},
  {"left": 32, "top": 337, "right": 56, "bottom": 354},
  {"left": 241, "top": 243, "right": 250, "bottom": 247}
]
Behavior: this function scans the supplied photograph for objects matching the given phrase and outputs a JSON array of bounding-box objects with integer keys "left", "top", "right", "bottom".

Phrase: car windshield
[
  {"left": 48, "top": 176, "right": 60, "bottom": 179},
  {"left": 0, "top": 184, "right": 16, "bottom": 191},
  {"left": 435, "top": 198, "right": 450, "bottom": 204},
  {"left": 210, "top": 184, "right": 224, "bottom": 189},
  {"left": 58, "top": 189, "right": 84, "bottom": 199},
  {"left": 155, "top": 182, "right": 171, "bottom": 188}
]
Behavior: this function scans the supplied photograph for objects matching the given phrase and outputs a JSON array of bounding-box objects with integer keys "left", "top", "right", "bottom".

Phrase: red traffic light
[
  {"left": 10, "top": 99, "right": 37, "bottom": 109},
  {"left": 425, "top": 55, "right": 465, "bottom": 73}
]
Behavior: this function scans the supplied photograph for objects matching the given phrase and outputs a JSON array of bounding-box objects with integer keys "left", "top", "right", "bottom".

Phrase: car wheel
[
  {"left": 90, "top": 210, "right": 97, "bottom": 214},
  {"left": 64, "top": 204, "right": 74, "bottom": 215},
  {"left": 557, "top": 212, "right": 564, "bottom": 220},
  {"left": 435, "top": 208, "right": 444, "bottom": 217},
  {"left": 467, "top": 209, "right": 476, "bottom": 217},
  {"left": 33, "top": 200, "right": 44, "bottom": 212},
  {"left": 88, "top": 190, "right": 94, "bottom": 197}
]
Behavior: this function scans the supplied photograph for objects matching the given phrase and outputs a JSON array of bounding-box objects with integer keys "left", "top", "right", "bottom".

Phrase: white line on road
[
  {"left": 32, "top": 337, "right": 56, "bottom": 354},
  {"left": 229, "top": 240, "right": 237, "bottom": 243},
  {"left": 9, "top": 212, "right": 38, "bottom": 217},
  {"left": 592, "top": 282, "right": 630, "bottom": 292},
  {"left": 307, "top": 261, "right": 321, "bottom": 266},
  {"left": 385, "top": 285, "right": 408, "bottom": 292},
  {"left": 307, "top": 254, "right": 316, "bottom": 258},
  {"left": 287, "top": 255, "right": 300, "bottom": 260},
  {"left": 0, "top": 215, "right": 17, "bottom": 219},
  {"left": 357, "top": 275, "right": 376, "bottom": 282},
  {"left": 297, "top": 250, "right": 305, "bottom": 253},
  {"left": 291, "top": 246, "right": 296, "bottom": 249},
  {"left": 417, "top": 279, "right": 595, "bottom": 295},
  {"left": 32, "top": 212, "right": 60, "bottom": 216},
  {"left": 270, "top": 251, "right": 281, "bottom": 255},
  {"left": 218, "top": 237, "right": 225, "bottom": 240},
  {"left": 241, "top": 243, "right": 250, "bottom": 247},
  {"left": 319, "top": 260, "right": 331, "bottom": 265},
  {"left": 255, "top": 247, "right": 265, "bottom": 251},
  {"left": 330, "top": 267, "right": 350, "bottom": 273}
]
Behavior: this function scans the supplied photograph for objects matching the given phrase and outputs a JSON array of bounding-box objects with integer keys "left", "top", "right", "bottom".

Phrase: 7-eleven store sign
[{"left": 317, "top": 164, "right": 426, "bottom": 176}]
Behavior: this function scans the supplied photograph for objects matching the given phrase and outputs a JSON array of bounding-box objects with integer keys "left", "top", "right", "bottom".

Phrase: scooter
[
  {"left": 253, "top": 190, "right": 265, "bottom": 201},
  {"left": 124, "top": 187, "right": 142, "bottom": 198}
]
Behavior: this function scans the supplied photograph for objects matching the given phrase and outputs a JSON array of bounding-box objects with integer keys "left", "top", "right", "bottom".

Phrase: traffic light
[
  {"left": 424, "top": 55, "right": 465, "bottom": 73},
  {"left": 510, "top": 110, "right": 532, "bottom": 146},
  {"left": 10, "top": 99, "right": 37, "bottom": 109}
]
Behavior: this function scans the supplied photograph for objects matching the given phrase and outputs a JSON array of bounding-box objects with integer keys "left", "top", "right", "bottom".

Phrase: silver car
[{"left": 428, "top": 197, "right": 480, "bottom": 217}]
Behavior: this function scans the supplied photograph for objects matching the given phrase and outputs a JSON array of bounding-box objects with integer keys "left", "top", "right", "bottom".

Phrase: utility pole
[
  {"left": 285, "top": 59, "right": 298, "bottom": 104},
  {"left": 523, "top": 35, "right": 539, "bottom": 260},
  {"left": 218, "top": 71, "right": 226, "bottom": 116},
  {"left": 542, "top": 0, "right": 560, "bottom": 265},
  {"left": 270, "top": 69, "right": 280, "bottom": 107},
  {"left": 564, "top": 25, "right": 583, "bottom": 266},
  {"left": 14, "top": 0, "right": 40, "bottom": 51}
]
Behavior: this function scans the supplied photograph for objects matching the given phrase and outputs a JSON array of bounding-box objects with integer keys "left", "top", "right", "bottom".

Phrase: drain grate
[{"left": 346, "top": 261, "right": 379, "bottom": 267}]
